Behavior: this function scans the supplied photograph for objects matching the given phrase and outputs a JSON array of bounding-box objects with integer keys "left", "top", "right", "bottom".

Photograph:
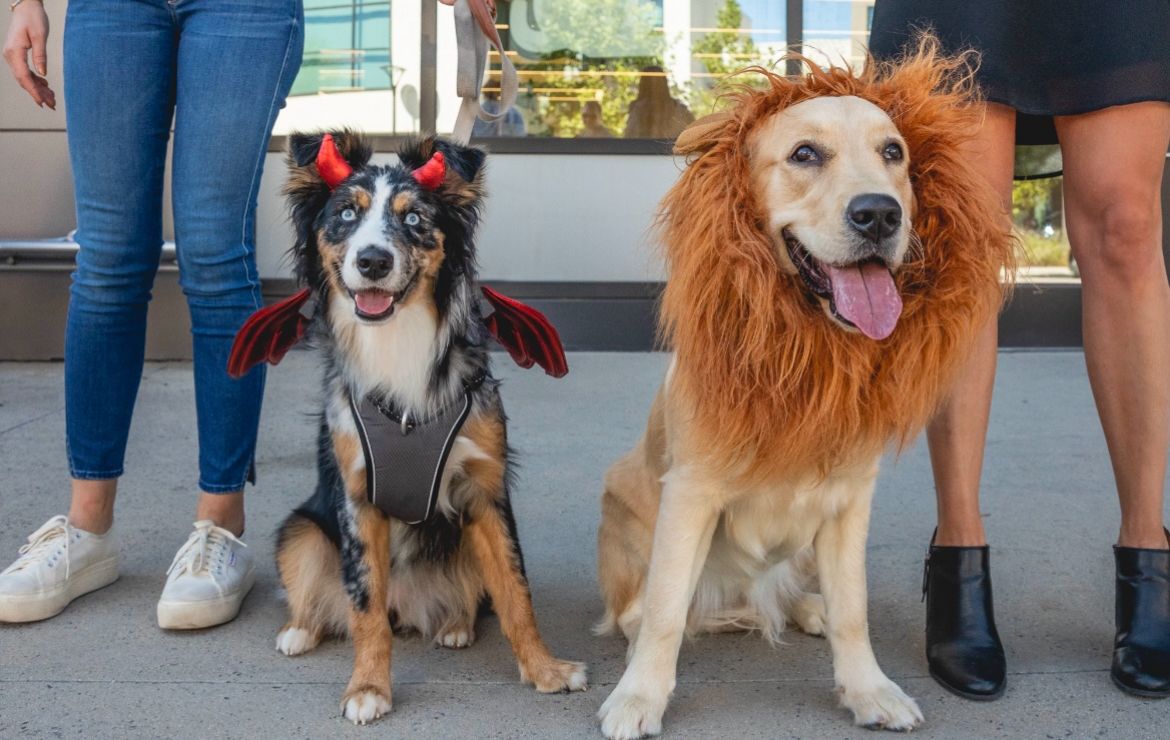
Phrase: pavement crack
[
  {"left": 0, "top": 406, "right": 65, "bottom": 437},
  {"left": 0, "top": 668, "right": 1110, "bottom": 687}
]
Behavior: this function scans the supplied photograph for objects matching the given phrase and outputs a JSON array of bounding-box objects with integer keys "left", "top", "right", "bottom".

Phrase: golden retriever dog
[{"left": 596, "top": 39, "right": 1014, "bottom": 738}]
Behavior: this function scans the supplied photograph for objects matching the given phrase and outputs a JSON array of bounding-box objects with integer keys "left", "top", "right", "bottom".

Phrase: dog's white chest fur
[
  {"left": 331, "top": 296, "right": 443, "bottom": 413},
  {"left": 326, "top": 298, "right": 488, "bottom": 516},
  {"left": 721, "top": 465, "right": 875, "bottom": 563},
  {"left": 690, "top": 461, "right": 879, "bottom": 642}
]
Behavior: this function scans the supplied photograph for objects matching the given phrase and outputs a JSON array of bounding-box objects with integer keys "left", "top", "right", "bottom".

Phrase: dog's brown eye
[
  {"left": 790, "top": 145, "right": 820, "bottom": 164},
  {"left": 883, "top": 143, "right": 904, "bottom": 162}
]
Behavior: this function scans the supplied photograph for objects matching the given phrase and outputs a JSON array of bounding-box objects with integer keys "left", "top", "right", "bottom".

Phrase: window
[
  {"left": 434, "top": 0, "right": 804, "bottom": 140},
  {"left": 1013, "top": 147, "right": 1074, "bottom": 279},
  {"left": 801, "top": 0, "right": 873, "bottom": 70},
  {"left": 274, "top": 1, "right": 418, "bottom": 135}
]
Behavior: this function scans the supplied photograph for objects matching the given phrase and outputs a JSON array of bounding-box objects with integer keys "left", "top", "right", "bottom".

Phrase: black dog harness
[{"left": 349, "top": 371, "right": 486, "bottom": 524}]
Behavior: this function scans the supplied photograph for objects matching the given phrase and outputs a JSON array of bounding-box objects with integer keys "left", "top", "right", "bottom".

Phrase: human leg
[
  {"left": 922, "top": 102, "right": 1016, "bottom": 700},
  {"left": 155, "top": 0, "right": 303, "bottom": 629},
  {"left": 1056, "top": 101, "right": 1170, "bottom": 698}
]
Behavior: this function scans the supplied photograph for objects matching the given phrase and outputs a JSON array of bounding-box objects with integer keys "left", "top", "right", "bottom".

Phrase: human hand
[
  {"left": 437, "top": 0, "right": 499, "bottom": 46},
  {"left": 3, "top": 0, "right": 54, "bottom": 109},
  {"left": 438, "top": 0, "right": 496, "bottom": 12}
]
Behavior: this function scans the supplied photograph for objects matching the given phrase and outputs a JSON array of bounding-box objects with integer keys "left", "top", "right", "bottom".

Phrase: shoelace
[
  {"left": 166, "top": 521, "right": 246, "bottom": 595},
  {"left": 2, "top": 515, "right": 73, "bottom": 579}
]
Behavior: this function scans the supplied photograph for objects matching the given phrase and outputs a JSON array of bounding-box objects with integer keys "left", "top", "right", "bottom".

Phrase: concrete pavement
[{"left": 0, "top": 351, "right": 1167, "bottom": 739}]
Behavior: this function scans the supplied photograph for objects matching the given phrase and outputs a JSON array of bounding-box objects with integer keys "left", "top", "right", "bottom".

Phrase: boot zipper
[{"left": 921, "top": 550, "right": 931, "bottom": 602}]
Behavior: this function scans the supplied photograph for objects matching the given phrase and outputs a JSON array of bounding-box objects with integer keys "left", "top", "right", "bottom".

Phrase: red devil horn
[
  {"left": 316, "top": 133, "right": 353, "bottom": 190},
  {"left": 412, "top": 151, "right": 446, "bottom": 190}
]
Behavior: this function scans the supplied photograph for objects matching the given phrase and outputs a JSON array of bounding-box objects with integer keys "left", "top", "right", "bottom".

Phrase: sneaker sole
[
  {"left": 0, "top": 556, "right": 120, "bottom": 623},
  {"left": 156, "top": 567, "right": 256, "bottom": 630}
]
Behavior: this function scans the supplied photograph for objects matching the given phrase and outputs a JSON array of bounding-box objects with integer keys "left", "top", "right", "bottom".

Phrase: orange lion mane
[{"left": 659, "top": 34, "right": 1015, "bottom": 486}]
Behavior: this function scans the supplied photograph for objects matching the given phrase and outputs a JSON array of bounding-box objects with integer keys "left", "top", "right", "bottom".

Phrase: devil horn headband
[
  {"left": 229, "top": 136, "right": 565, "bottom": 379},
  {"left": 315, "top": 133, "right": 352, "bottom": 189},
  {"left": 411, "top": 151, "right": 446, "bottom": 190},
  {"left": 315, "top": 134, "right": 446, "bottom": 191}
]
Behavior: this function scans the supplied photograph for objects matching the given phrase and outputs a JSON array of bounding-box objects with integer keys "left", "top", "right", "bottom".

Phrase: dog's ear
[
  {"left": 673, "top": 110, "right": 735, "bottom": 157},
  {"left": 284, "top": 129, "right": 373, "bottom": 216},
  {"left": 283, "top": 130, "right": 372, "bottom": 288},
  {"left": 398, "top": 136, "right": 486, "bottom": 207},
  {"left": 288, "top": 128, "right": 373, "bottom": 175}
]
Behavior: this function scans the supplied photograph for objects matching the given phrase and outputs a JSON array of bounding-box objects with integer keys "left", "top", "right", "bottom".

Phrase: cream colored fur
[{"left": 596, "top": 96, "right": 928, "bottom": 739}]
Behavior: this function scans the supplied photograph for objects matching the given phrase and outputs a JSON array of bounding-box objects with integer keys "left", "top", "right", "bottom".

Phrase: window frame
[{"left": 270, "top": 0, "right": 806, "bottom": 154}]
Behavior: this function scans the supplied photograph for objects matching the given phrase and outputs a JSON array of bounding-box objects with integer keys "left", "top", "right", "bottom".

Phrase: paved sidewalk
[{"left": 0, "top": 351, "right": 1167, "bottom": 739}]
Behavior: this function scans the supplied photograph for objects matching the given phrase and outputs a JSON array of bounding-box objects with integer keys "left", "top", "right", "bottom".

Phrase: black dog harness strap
[{"left": 349, "top": 389, "right": 474, "bottom": 524}]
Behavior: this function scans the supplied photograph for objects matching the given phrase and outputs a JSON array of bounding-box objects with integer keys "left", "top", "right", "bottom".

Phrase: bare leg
[
  {"left": 194, "top": 490, "right": 245, "bottom": 536},
  {"left": 928, "top": 103, "right": 1017, "bottom": 546},
  {"left": 1055, "top": 102, "right": 1170, "bottom": 549},
  {"left": 64, "top": 482, "right": 244, "bottom": 537},
  {"left": 67, "top": 479, "right": 117, "bottom": 534}
]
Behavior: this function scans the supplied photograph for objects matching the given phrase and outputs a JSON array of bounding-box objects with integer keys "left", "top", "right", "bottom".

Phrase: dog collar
[{"left": 349, "top": 371, "right": 485, "bottom": 523}]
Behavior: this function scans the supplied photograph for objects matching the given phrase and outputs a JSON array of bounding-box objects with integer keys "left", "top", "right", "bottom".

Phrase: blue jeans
[{"left": 63, "top": 0, "right": 303, "bottom": 492}]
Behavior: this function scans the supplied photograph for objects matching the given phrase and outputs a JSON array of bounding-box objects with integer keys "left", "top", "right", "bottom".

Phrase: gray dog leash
[{"left": 443, "top": 0, "right": 519, "bottom": 144}]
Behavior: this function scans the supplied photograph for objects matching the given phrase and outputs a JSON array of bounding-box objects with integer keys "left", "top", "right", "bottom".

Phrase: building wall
[
  {"left": 0, "top": 3, "right": 671, "bottom": 284},
  {"left": 253, "top": 151, "right": 673, "bottom": 282},
  {"left": 3, "top": 2, "right": 1165, "bottom": 288}
]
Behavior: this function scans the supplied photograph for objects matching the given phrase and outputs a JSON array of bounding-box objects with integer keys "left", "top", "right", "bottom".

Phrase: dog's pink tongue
[
  {"left": 826, "top": 262, "right": 902, "bottom": 340},
  {"left": 355, "top": 291, "right": 393, "bottom": 315}
]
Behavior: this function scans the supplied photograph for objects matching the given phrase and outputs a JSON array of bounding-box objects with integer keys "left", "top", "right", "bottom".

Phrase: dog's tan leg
[
  {"left": 276, "top": 514, "right": 343, "bottom": 656},
  {"left": 327, "top": 425, "right": 396, "bottom": 724},
  {"left": 597, "top": 469, "right": 721, "bottom": 740},
  {"left": 339, "top": 505, "right": 394, "bottom": 724},
  {"left": 465, "top": 505, "right": 587, "bottom": 692},
  {"left": 815, "top": 466, "right": 922, "bottom": 731}
]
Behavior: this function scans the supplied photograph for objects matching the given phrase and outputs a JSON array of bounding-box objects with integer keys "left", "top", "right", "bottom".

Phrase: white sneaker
[
  {"left": 157, "top": 520, "right": 255, "bottom": 630},
  {"left": 0, "top": 515, "right": 120, "bottom": 623}
]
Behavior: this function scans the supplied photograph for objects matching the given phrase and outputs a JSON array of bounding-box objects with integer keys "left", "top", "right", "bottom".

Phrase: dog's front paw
[
  {"left": 340, "top": 685, "right": 393, "bottom": 725},
  {"left": 275, "top": 626, "right": 320, "bottom": 656},
  {"left": 597, "top": 686, "right": 667, "bottom": 740},
  {"left": 839, "top": 679, "right": 923, "bottom": 731},
  {"left": 522, "top": 657, "right": 589, "bottom": 693}
]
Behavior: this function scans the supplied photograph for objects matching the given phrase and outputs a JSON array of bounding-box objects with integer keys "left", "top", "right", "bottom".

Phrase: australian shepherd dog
[
  {"left": 595, "top": 38, "right": 1015, "bottom": 738},
  {"left": 269, "top": 132, "right": 586, "bottom": 724}
]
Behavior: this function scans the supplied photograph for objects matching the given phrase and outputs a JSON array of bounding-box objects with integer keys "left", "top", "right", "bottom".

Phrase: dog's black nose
[
  {"left": 847, "top": 194, "right": 902, "bottom": 243},
  {"left": 356, "top": 247, "right": 393, "bottom": 280}
]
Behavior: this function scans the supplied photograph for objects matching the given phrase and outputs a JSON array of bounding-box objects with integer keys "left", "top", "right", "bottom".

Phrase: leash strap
[{"left": 444, "top": 0, "right": 518, "bottom": 144}]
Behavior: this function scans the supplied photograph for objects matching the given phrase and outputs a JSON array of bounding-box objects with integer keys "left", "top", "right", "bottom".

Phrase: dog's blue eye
[
  {"left": 790, "top": 145, "right": 820, "bottom": 164},
  {"left": 340, "top": 208, "right": 357, "bottom": 222},
  {"left": 405, "top": 213, "right": 420, "bottom": 226}
]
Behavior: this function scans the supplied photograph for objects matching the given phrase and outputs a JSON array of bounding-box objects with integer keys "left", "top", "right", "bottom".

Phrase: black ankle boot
[
  {"left": 1112, "top": 541, "right": 1170, "bottom": 698},
  {"left": 922, "top": 535, "right": 1006, "bottom": 700}
]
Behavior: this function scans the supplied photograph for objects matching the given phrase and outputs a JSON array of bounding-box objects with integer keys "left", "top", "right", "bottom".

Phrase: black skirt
[{"left": 868, "top": 0, "right": 1170, "bottom": 145}]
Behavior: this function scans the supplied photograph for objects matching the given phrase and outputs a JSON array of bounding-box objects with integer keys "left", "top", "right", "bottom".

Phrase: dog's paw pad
[
  {"left": 524, "top": 659, "right": 589, "bottom": 693},
  {"left": 341, "top": 688, "right": 392, "bottom": 725},
  {"left": 840, "top": 680, "right": 923, "bottom": 732},
  {"left": 275, "top": 627, "right": 320, "bottom": 656},
  {"left": 793, "top": 593, "right": 827, "bottom": 637},
  {"left": 598, "top": 688, "right": 665, "bottom": 740},
  {"left": 435, "top": 628, "right": 475, "bottom": 649}
]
